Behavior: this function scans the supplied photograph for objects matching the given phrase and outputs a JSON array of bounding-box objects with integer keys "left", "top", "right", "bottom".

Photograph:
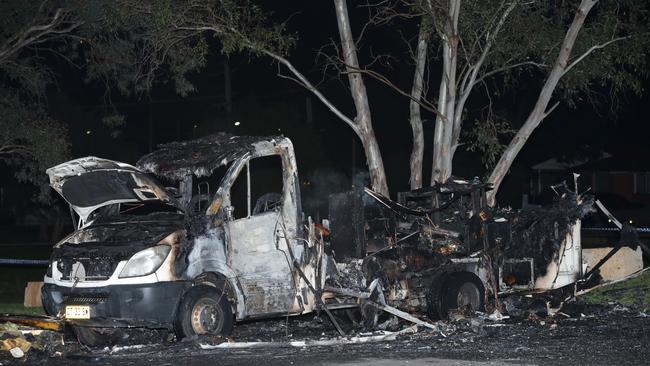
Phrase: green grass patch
[
  {"left": 0, "top": 302, "right": 45, "bottom": 316},
  {"left": 579, "top": 270, "right": 650, "bottom": 311}
]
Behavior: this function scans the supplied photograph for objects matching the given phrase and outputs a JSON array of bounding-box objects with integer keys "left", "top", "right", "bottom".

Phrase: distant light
[
  {"left": 277, "top": 128, "right": 281, "bottom": 132},
  {"left": 629, "top": 220, "right": 634, "bottom": 224},
  {"left": 193, "top": 124, "right": 198, "bottom": 129},
  {"left": 234, "top": 121, "right": 241, "bottom": 127},
  {"left": 85, "top": 130, "right": 92, "bottom": 135},
  {"left": 608, "top": 219, "right": 612, "bottom": 223}
]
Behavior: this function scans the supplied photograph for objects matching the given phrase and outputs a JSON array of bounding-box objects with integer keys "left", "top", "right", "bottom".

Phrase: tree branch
[
  {"left": 0, "top": 8, "right": 82, "bottom": 64},
  {"left": 263, "top": 50, "right": 360, "bottom": 136},
  {"left": 341, "top": 64, "right": 441, "bottom": 115},
  {"left": 453, "top": 0, "right": 518, "bottom": 153},
  {"left": 474, "top": 60, "right": 547, "bottom": 85},
  {"left": 562, "top": 35, "right": 630, "bottom": 76}
]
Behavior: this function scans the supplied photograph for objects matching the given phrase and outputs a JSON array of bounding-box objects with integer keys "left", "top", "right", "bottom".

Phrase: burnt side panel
[{"left": 328, "top": 191, "right": 365, "bottom": 261}]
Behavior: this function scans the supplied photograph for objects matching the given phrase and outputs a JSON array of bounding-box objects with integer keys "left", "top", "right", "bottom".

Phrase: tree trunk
[
  {"left": 451, "top": 1, "right": 517, "bottom": 160},
  {"left": 409, "top": 24, "right": 428, "bottom": 190},
  {"left": 486, "top": 0, "right": 597, "bottom": 206},
  {"left": 431, "top": 0, "right": 461, "bottom": 185},
  {"left": 334, "top": 0, "right": 389, "bottom": 196}
]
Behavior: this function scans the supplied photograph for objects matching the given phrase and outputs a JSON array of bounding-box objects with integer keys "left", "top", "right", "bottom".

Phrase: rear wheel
[
  {"left": 436, "top": 272, "right": 485, "bottom": 318},
  {"left": 175, "top": 285, "right": 233, "bottom": 339}
]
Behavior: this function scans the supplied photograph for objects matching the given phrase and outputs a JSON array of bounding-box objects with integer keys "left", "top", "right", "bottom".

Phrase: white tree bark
[
  {"left": 451, "top": 1, "right": 517, "bottom": 158},
  {"left": 334, "top": 0, "right": 389, "bottom": 195},
  {"left": 0, "top": 8, "right": 80, "bottom": 64},
  {"left": 486, "top": 0, "right": 598, "bottom": 206},
  {"left": 431, "top": 0, "right": 460, "bottom": 185},
  {"left": 409, "top": 24, "right": 428, "bottom": 190}
]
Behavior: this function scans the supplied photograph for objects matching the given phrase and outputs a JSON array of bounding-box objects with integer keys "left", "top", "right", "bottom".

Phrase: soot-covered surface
[
  {"left": 8, "top": 303, "right": 648, "bottom": 366},
  {"left": 136, "top": 133, "right": 283, "bottom": 180}
]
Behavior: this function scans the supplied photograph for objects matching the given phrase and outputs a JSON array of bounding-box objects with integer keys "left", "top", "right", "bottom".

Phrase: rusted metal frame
[
  {"left": 363, "top": 301, "right": 437, "bottom": 330},
  {"left": 325, "top": 280, "right": 438, "bottom": 330},
  {"left": 279, "top": 223, "right": 345, "bottom": 336}
]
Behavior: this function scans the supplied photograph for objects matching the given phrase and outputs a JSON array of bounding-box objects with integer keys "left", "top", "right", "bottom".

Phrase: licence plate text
[{"left": 65, "top": 305, "right": 90, "bottom": 319}]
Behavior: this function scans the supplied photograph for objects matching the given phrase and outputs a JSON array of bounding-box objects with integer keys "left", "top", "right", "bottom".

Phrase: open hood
[{"left": 47, "top": 157, "right": 179, "bottom": 224}]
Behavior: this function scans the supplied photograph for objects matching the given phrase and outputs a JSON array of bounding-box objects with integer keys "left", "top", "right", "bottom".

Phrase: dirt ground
[{"left": 2, "top": 302, "right": 648, "bottom": 366}]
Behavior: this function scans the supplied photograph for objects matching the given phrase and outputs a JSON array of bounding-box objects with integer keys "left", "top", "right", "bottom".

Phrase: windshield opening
[{"left": 188, "top": 163, "right": 231, "bottom": 215}]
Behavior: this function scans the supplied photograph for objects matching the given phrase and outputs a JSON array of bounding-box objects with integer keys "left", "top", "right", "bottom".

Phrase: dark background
[{"left": 1, "top": 1, "right": 649, "bottom": 237}]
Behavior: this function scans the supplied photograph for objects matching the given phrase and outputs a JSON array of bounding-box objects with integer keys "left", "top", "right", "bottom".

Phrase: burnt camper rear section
[{"left": 327, "top": 179, "right": 592, "bottom": 318}]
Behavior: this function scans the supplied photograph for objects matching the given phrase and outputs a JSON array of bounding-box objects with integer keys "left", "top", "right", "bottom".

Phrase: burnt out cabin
[{"left": 327, "top": 178, "right": 510, "bottom": 261}]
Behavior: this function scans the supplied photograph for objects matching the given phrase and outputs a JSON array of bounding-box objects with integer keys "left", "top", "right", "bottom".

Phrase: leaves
[
  {"left": 79, "top": 0, "right": 295, "bottom": 97},
  {"left": 465, "top": 112, "right": 515, "bottom": 170},
  {"left": 0, "top": 94, "right": 70, "bottom": 202}
]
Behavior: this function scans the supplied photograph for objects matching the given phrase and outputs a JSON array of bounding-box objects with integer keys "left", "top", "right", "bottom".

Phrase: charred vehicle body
[
  {"left": 42, "top": 134, "right": 332, "bottom": 344},
  {"left": 327, "top": 179, "right": 594, "bottom": 319},
  {"left": 42, "top": 133, "right": 597, "bottom": 345}
]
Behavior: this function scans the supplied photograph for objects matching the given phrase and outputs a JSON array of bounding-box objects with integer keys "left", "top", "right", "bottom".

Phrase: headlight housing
[{"left": 119, "top": 245, "right": 171, "bottom": 278}]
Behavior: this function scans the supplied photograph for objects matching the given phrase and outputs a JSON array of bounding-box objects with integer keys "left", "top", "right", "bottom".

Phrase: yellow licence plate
[{"left": 65, "top": 305, "right": 90, "bottom": 319}]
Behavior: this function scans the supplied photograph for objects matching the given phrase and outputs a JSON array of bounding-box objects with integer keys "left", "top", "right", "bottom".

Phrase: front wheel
[
  {"left": 72, "top": 326, "right": 124, "bottom": 347},
  {"left": 175, "top": 285, "right": 234, "bottom": 339}
]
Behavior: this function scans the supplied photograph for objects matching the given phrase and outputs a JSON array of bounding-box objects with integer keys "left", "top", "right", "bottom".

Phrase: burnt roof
[{"left": 136, "top": 133, "right": 282, "bottom": 180}]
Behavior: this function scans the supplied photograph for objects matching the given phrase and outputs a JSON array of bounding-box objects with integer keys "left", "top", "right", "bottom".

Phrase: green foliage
[
  {"left": 451, "top": 0, "right": 650, "bottom": 104},
  {"left": 579, "top": 271, "right": 650, "bottom": 312},
  {"left": 0, "top": 303, "right": 45, "bottom": 316},
  {"left": 0, "top": 94, "right": 70, "bottom": 202},
  {"left": 0, "top": 1, "right": 76, "bottom": 201},
  {"left": 0, "top": 1, "right": 56, "bottom": 98},
  {"left": 465, "top": 112, "right": 515, "bottom": 170},
  {"left": 558, "top": 0, "right": 650, "bottom": 105},
  {"left": 79, "top": 0, "right": 294, "bottom": 97},
  {"left": 0, "top": 0, "right": 292, "bottom": 200},
  {"left": 411, "top": 1, "right": 649, "bottom": 137}
]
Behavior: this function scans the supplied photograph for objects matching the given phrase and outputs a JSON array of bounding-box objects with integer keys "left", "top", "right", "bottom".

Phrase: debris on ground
[{"left": 0, "top": 321, "right": 65, "bottom": 360}]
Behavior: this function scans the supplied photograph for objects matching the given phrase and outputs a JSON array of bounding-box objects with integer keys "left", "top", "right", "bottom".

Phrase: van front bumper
[{"left": 41, "top": 281, "right": 191, "bottom": 328}]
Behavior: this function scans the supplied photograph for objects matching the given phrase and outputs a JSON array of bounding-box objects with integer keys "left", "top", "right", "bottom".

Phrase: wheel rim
[
  {"left": 190, "top": 298, "right": 224, "bottom": 334},
  {"left": 456, "top": 282, "right": 481, "bottom": 310}
]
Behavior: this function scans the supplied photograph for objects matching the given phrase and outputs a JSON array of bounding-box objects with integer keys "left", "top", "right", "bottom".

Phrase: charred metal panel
[
  {"left": 226, "top": 211, "right": 295, "bottom": 317},
  {"left": 50, "top": 214, "right": 184, "bottom": 282},
  {"left": 47, "top": 157, "right": 178, "bottom": 224},
  {"left": 499, "top": 258, "right": 534, "bottom": 291},
  {"left": 534, "top": 221, "right": 583, "bottom": 290},
  {"left": 503, "top": 194, "right": 593, "bottom": 278},
  {"left": 331, "top": 178, "right": 594, "bottom": 315},
  {"left": 328, "top": 191, "right": 365, "bottom": 260},
  {"left": 328, "top": 189, "right": 398, "bottom": 261},
  {"left": 136, "top": 133, "right": 284, "bottom": 181},
  {"left": 184, "top": 225, "right": 229, "bottom": 282}
]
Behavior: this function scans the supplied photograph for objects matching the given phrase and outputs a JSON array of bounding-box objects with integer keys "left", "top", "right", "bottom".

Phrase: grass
[
  {"left": 578, "top": 270, "right": 650, "bottom": 312},
  {"left": 0, "top": 302, "right": 45, "bottom": 316}
]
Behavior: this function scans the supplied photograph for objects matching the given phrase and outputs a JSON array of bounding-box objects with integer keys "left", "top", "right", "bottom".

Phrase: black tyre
[
  {"left": 438, "top": 272, "right": 485, "bottom": 318},
  {"left": 175, "top": 285, "right": 234, "bottom": 339},
  {"left": 72, "top": 326, "right": 123, "bottom": 347}
]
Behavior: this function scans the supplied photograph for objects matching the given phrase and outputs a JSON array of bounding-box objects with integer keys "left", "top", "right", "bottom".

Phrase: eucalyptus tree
[{"left": 403, "top": 0, "right": 648, "bottom": 204}]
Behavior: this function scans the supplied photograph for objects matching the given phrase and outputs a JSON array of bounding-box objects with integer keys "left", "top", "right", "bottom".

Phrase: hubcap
[
  {"left": 190, "top": 298, "right": 223, "bottom": 334},
  {"left": 457, "top": 282, "right": 481, "bottom": 310}
]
